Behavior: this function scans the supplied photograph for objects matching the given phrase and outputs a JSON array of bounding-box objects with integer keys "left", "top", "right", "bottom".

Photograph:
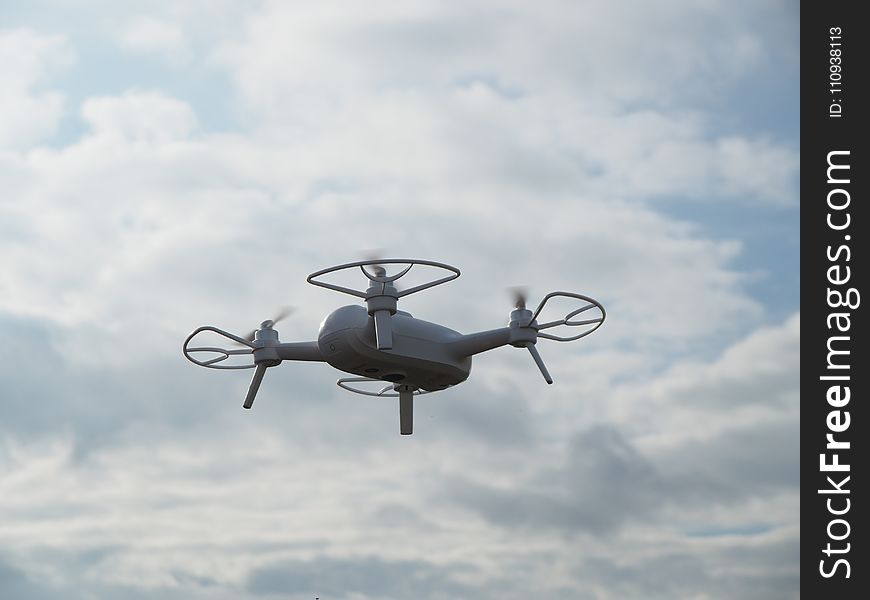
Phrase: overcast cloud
[{"left": 2, "top": 1, "right": 798, "bottom": 598}]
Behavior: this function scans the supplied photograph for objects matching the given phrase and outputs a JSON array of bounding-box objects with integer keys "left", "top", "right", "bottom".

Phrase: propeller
[
  {"left": 511, "top": 286, "right": 528, "bottom": 310},
  {"left": 361, "top": 249, "right": 389, "bottom": 285},
  {"left": 507, "top": 287, "right": 550, "bottom": 384},
  {"left": 240, "top": 307, "right": 295, "bottom": 343},
  {"left": 239, "top": 307, "right": 293, "bottom": 408},
  {"left": 306, "top": 258, "right": 462, "bottom": 352},
  {"left": 507, "top": 289, "right": 605, "bottom": 385},
  {"left": 361, "top": 258, "right": 400, "bottom": 350},
  {"left": 358, "top": 253, "right": 397, "bottom": 349}
]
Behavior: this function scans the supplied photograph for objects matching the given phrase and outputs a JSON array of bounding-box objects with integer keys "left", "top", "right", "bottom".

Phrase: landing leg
[
  {"left": 373, "top": 310, "right": 394, "bottom": 350},
  {"left": 243, "top": 364, "right": 268, "bottom": 409},
  {"left": 399, "top": 389, "right": 413, "bottom": 435},
  {"left": 526, "top": 344, "right": 554, "bottom": 384}
]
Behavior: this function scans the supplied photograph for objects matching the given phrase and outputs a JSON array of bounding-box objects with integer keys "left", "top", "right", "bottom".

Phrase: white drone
[{"left": 183, "top": 259, "right": 606, "bottom": 435}]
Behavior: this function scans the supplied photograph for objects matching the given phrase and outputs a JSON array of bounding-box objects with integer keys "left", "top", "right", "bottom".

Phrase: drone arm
[
  {"left": 275, "top": 341, "right": 325, "bottom": 362},
  {"left": 448, "top": 327, "right": 512, "bottom": 358}
]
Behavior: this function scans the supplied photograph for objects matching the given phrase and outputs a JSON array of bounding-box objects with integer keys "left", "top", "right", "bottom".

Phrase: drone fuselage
[{"left": 318, "top": 305, "right": 472, "bottom": 392}]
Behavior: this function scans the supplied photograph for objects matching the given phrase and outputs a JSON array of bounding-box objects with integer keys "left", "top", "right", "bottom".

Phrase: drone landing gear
[
  {"left": 337, "top": 377, "right": 431, "bottom": 435},
  {"left": 243, "top": 364, "right": 268, "bottom": 409},
  {"left": 398, "top": 386, "right": 414, "bottom": 435},
  {"left": 373, "top": 310, "right": 394, "bottom": 350},
  {"left": 524, "top": 344, "right": 553, "bottom": 385}
]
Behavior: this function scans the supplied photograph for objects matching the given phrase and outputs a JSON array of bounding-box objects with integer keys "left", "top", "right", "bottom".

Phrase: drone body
[
  {"left": 183, "top": 259, "right": 605, "bottom": 435},
  {"left": 319, "top": 305, "right": 471, "bottom": 390}
]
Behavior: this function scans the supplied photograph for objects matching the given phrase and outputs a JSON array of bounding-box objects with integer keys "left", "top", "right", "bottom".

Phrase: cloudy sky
[{"left": 1, "top": 1, "right": 799, "bottom": 598}]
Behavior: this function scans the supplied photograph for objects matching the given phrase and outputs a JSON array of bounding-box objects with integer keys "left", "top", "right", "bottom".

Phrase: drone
[{"left": 183, "top": 259, "right": 605, "bottom": 435}]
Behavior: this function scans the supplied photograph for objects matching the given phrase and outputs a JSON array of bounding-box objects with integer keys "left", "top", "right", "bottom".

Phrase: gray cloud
[
  {"left": 442, "top": 425, "right": 658, "bottom": 534},
  {"left": 0, "top": 557, "right": 59, "bottom": 600},
  {"left": 658, "top": 418, "right": 799, "bottom": 503},
  {"left": 247, "top": 556, "right": 473, "bottom": 599},
  {"left": 444, "top": 417, "right": 798, "bottom": 536},
  {"left": 573, "top": 540, "right": 799, "bottom": 600}
]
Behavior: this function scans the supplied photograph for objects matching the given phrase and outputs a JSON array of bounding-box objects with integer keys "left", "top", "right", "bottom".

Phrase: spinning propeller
[
  {"left": 505, "top": 290, "right": 605, "bottom": 384},
  {"left": 306, "top": 258, "right": 460, "bottom": 350},
  {"left": 227, "top": 308, "right": 296, "bottom": 408},
  {"left": 240, "top": 307, "right": 294, "bottom": 343},
  {"left": 183, "top": 308, "right": 298, "bottom": 409}
]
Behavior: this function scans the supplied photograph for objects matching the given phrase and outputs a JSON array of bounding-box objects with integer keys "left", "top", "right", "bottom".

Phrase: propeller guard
[
  {"left": 532, "top": 292, "right": 606, "bottom": 342},
  {"left": 308, "top": 259, "right": 460, "bottom": 350},
  {"left": 306, "top": 258, "right": 460, "bottom": 299},
  {"left": 183, "top": 326, "right": 256, "bottom": 370},
  {"left": 336, "top": 377, "right": 433, "bottom": 398}
]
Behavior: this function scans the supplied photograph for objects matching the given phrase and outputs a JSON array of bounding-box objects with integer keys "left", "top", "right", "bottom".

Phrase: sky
[{"left": 0, "top": 1, "right": 800, "bottom": 598}]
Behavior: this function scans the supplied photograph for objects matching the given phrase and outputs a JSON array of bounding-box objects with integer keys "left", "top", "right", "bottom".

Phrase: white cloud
[
  {"left": 605, "top": 312, "right": 800, "bottom": 446},
  {"left": 81, "top": 90, "right": 198, "bottom": 141},
  {"left": 0, "top": 128, "right": 760, "bottom": 375},
  {"left": 210, "top": 1, "right": 797, "bottom": 206},
  {"left": 216, "top": 0, "right": 768, "bottom": 109},
  {"left": 117, "top": 16, "right": 189, "bottom": 62},
  {"left": 0, "top": 28, "right": 73, "bottom": 149}
]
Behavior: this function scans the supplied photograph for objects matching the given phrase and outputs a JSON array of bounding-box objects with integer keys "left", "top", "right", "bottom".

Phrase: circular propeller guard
[
  {"left": 306, "top": 258, "right": 460, "bottom": 299},
  {"left": 336, "top": 377, "right": 434, "bottom": 398},
  {"left": 183, "top": 326, "right": 257, "bottom": 370},
  {"left": 531, "top": 292, "right": 606, "bottom": 342}
]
